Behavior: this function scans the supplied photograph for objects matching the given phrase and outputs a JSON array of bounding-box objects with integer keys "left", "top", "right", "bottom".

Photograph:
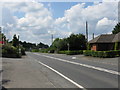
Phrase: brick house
[{"left": 89, "top": 32, "right": 120, "bottom": 51}]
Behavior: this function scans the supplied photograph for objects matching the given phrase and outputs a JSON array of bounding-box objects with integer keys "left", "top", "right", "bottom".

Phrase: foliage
[
  {"left": 19, "top": 41, "right": 49, "bottom": 51},
  {"left": 67, "top": 34, "right": 87, "bottom": 50},
  {"left": 83, "top": 50, "right": 120, "bottom": 58},
  {"left": 20, "top": 46, "right": 26, "bottom": 55},
  {"left": 112, "top": 23, "right": 120, "bottom": 34},
  {"left": 87, "top": 43, "right": 91, "bottom": 50},
  {"left": 51, "top": 38, "right": 68, "bottom": 52},
  {"left": 12, "top": 34, "right": 19, "bottom": 47},
  {"left": 58, "top": 50, "right": 83, "bottom": 55},
  {"left": 37, "top": 42, "right": 49, "bottom": 49},
  {"left": 2, "top": 44, "right": 21, "bottom": 58},
  {"left": 50, "top": 33, "right": 87, "bottom": 52},
  {"left": 32, "top": 49, "right": 39, "bottom": 52},
  {"left": 114, "top": 41, "right": 118, "bottom": 50}
]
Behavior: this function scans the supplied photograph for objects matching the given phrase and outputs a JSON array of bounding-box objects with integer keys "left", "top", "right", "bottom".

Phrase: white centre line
[{"left": 34, "top": 53, "right": 120, "bottom": 76}]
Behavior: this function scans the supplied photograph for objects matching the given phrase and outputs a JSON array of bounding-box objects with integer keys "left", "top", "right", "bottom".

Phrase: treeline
[
  {"left": 33, "top": 33, "right": 87, "bottom": 53},
  {"left": 50, "top": 33, "right": 87, "bottom": 52},
  {"left": 19, "top": 41, "right": 49, "bottom": 51}
]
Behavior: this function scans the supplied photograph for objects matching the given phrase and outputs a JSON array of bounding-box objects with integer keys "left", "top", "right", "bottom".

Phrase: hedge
[
  {"left": 32, "top": 49, "right": 39, "bottom": 52},
  {"left": 83, "top": 50, "right": 120, "bottom": 58},
  {"left": 58, "top": 50, "right": 83, "bottom": 55}
]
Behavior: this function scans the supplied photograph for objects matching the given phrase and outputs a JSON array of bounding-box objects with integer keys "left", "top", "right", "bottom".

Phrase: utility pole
[
  {"left": 86, "top": 21, "right": 88, "bottom": 42},
  {"left": 51, "top": 34, "right": 53, "bottom": 44},
  {"left": 18, "top": 35, "right": 20, "bottom": 54},
  {"left": 93, "top": 33, "right": 94, "bottom": 39}
]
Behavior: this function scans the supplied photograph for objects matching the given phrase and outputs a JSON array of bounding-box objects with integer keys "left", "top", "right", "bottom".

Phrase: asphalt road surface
[{"left": 27, "top": 52, "right": 119, "bottom": 89}]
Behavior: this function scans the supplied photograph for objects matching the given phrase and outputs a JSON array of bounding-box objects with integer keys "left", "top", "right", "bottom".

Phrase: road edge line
[{"left": 36, "top": 60, "right": 85, "bottom": 89}]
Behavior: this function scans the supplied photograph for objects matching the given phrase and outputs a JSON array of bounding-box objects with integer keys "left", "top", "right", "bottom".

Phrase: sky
[{"left": 1, "top": 1, "right": 118, "bottom": 45}]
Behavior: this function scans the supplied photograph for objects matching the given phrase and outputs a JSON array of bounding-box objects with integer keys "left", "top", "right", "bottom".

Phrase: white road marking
[
  {"left": 37, "top": 61, "right": 85, "bottom": 89},
  {"left": 72, "top": 57, "right": 76, "bottom": 59},
  {"left": 34, "top": 53, "right": 120, "bottom": 76},
  {"left": 29, "top": 55, "right": 85, "bottom": 89}
]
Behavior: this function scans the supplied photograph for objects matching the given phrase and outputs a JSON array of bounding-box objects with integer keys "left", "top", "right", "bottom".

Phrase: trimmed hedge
[
  {"left": 32, "top": 49, "right": 39, "bottom": 52},
  {"left": 83, "top": 50, "right": 120, "bottom": 58},
  {"left": 58, "top": 50, "right": 83, "bottom": 55}
]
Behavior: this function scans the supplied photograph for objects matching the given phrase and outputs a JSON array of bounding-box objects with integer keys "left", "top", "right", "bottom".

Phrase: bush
[
  {"left": 83, "top": 50, "right": 120, "bottom": 58},
  {"left": 66, "top": 50, "right": 83, "bottom": 55},
  {"left": 32, "top": 49, "right": 39, "bottom": 52},
  {"left": 21, "top": 47, "right": 26, "bottom": 55},
  {"left": 2, "top": 45, "right": 21, "bottom": 58},
  {"left": 58, "top": 50, "right": 83, "bottom": 55},
  {"left": 58, "top": 51, "right": 67, "bottom": 54}
]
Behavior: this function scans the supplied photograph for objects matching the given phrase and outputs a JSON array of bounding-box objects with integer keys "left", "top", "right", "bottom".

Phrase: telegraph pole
[
  {"left": 51, "top": 34, "right": 53, "bottom": 44},
  {"left": 93, "top": 33, "right": 94, "bottom": 39},
  {"left": 86, "top": 21, "right": 88, "bottom": 42}
]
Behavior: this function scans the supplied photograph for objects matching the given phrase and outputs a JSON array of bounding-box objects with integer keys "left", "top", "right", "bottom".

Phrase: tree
[
  {"left": 51, "top": 38, "right": 67, "bottom": 51},
  {"left": 67, "top": 34, "right": 87, "bottom": 50},
  {"left": 51, "top": 33, "right": 87, "bottom": 51},
  {"left": 112, "top": 23, "right": 120, "bottom": 34},
  {"left": 12, "top": 34, "right": 19, "bottom": 47}
]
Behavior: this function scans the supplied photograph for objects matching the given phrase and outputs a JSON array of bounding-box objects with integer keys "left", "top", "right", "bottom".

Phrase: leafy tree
[
  {"left": 112, "top": 23, "right": 120, "bottom": 34},
  {"left": 12, "top": 34, "right": 19, "bottom": 47},
  {"left": 51, "top": 33, "right": 87, "bottom": 51},
  {"left": 51, "top": 38, "right": 68, "bottom": 51},
  {"left": 67, "top": 34, "right": 87, "bottom": 50}
]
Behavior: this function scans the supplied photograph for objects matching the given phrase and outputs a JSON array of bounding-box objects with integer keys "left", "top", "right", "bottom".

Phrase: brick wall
[{"left": 91, "top": 44, "right": 97, "bottom": 51}]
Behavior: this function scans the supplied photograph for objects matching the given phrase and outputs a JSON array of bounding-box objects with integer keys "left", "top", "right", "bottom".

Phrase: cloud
[
  {"left": 2, "top": 2, "right": 54, "bottom": 45},
  {"left": 54, "top": 2, "right": 118, "bottom": 40},
  {"left": 2, "top": 2, "right": 118, "bottom": 45}
]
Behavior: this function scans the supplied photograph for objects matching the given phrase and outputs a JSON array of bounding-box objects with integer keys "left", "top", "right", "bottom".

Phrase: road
[{"left": 27, "top": 52, "right": 119, "bottom": 89}]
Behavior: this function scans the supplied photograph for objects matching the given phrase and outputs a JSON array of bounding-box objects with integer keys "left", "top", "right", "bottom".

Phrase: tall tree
[
  {"left": 112, "top": 23, "right": 120, "bottom": 34},
  {"left": 67, "top": 34, "right": 87, "bottom": 50},
  {"left": 12, "top": 34, "right": 19, "bottom": 47}
]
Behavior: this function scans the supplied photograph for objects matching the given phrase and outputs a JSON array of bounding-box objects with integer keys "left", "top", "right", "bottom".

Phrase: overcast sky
[{"left": 1, "top": 1, "right": 118, "bottom": 45}]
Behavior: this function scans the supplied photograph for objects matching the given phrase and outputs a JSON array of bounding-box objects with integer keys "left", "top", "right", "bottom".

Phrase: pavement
[
  {"left": 2, "top": 52, "right": 119, "bottom": 89},
  {"left": 2, "top": 55, "right": 77, "bottom": 88}
]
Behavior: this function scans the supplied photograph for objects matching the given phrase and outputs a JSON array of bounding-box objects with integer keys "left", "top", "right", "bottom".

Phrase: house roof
[
  {"left": 112, "top": 32, "right": 120, "bottom": 42},
  {"left": 89, "top": 32, "right": 120, "bottom": 43}
]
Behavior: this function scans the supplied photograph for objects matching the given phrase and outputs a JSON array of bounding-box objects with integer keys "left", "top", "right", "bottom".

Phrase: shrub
[
  {"left": 58, "top": 50, "right": 83, "bottom": 55},
  {"left": 66, "top": 50, "right": 83, "bottom": 55},
  {"left": 32, "top": 49, "right": 39, "bottom": 52},
  {"left": 83, "top": 50, "right": 119, "bottom": 58},
  {"left": 21, "top": 47, "right": 26, "bottom": 55},
  {"left": 2, "top": 45, "right": 21, "bottom": 58},
  {"left": 83, "top": 50, "right": 92, "bottom": 56},
  {"left": 58, "top": 51, "right": 66, "bottom": 54}
]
